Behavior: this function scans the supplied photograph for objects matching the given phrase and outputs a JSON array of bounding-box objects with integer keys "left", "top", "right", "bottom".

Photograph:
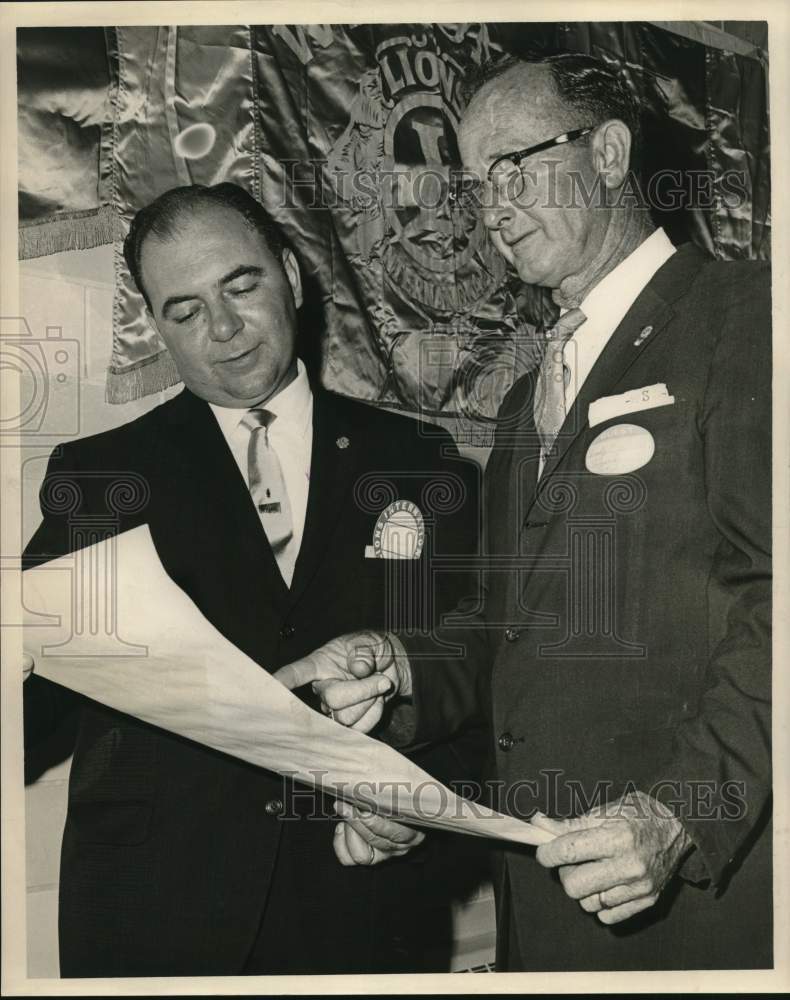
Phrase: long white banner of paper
[{"left": 22, "top": 525, "right": 552, "bottom": 847}]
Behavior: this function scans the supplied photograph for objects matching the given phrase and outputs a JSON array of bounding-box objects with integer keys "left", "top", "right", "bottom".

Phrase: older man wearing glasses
[{"left": 298, "top": 51, "right": 772, "bottom": 971}]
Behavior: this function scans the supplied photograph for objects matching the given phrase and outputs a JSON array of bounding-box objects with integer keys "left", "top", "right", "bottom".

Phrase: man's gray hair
[{"left": 463, "top": 51, "right": 642, "bottom": 166}]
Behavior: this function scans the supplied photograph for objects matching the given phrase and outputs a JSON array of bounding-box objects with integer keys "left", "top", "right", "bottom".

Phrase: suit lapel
[
  {"left": 157, "top": 389, "right": 291, "bottom": 611},
  {"left": 491, "top": 374, "right": 541, "bottom": 541},
  {"left": 288, "top": 390, "right": 358, "bottom": 603},
  {"left": 527, "top": 243, "right": 707, "bottom": 514}
]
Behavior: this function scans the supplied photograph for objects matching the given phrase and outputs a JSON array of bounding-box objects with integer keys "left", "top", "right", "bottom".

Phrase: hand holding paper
[
  {"left": 534, "top": 791, "right": 692, "bottom": 923},
  {"left": 274, "top": 630, "right": 411, "bottom": 731},
  {"left": 333, "top": 800, "right": 425, "bottom": 866},
  {"left": 21, "top": 525, "right": 553, "bottom": 847}
]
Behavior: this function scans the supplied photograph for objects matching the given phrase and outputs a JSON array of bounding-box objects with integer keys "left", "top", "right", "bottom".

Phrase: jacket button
[
  {"left": 265, "top": 798, "right": 284, "bottom": 816},
  {"left": 504, "top": 627, "right": 520, "bottom": 643},
  {"left": 279, "top": 624, "right": 295, "bottom": 639},
  {"left": 498, "top": 732, "right": 516, "bottom": 752}
]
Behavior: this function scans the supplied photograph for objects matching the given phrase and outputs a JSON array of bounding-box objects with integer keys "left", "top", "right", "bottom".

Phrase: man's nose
[
  {"left": 208, "top": 298, "right": 243, "bottom": 342},
  {"left": 480, "top": 187, "right": 515, "bottom": 232}
]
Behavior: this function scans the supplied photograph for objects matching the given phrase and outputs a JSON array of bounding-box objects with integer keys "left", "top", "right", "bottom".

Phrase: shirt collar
[
  {"left": 209, "top": 358, "right": 313, "bottom": 438},
  {"left": 575, "top": 227, "right": 676, "bottom": 334}
]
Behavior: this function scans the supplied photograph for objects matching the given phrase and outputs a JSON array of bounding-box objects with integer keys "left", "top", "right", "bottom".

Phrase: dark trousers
[
  {"left": 242, "top": 808, "right": 378, "bottom": 975},
  {"left": 242, "top": 813, "right": 491, "bottom": 975},
  {"left": 496, "top": 826, "right": 772, "bottom": 973}
]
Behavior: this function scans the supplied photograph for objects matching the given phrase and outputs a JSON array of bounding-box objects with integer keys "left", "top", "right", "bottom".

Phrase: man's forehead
[
  {"left": 158, "top": 202, "right": 251, "bottom": 239},
  {"left": 459, "top": 63, "right": 567, "bottom": 164},
  {"left": 139, "top": 206, "right": 274, "bottom": 300},
  {"left": 141, "top": 205, "right": 268, "bottom": 266}
]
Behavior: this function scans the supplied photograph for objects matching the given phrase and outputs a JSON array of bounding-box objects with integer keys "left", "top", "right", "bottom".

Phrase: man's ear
[
  {"left": 591, "top": 119, "right": 632, "bottom": 189},
  {"left": 282, "top": 248, "right": 303, "bottom": 310}
]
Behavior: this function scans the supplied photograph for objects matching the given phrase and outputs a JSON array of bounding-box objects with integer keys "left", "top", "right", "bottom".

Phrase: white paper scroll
[{"left": 21, "top": 525, "right": 552, "bottom": 847}]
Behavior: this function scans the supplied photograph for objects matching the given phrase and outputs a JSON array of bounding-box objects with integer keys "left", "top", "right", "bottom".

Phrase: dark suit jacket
[
  {"left": 24, "top": 385, "right": 486, "bottom": 976},
  {"left": 403, "top": 244, "right": 772, "bottom": 970}
]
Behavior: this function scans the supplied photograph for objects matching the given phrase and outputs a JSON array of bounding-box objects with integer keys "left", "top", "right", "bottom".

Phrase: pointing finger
[{"left": 272, "top": 653, "right": 325, "bottom": 690}]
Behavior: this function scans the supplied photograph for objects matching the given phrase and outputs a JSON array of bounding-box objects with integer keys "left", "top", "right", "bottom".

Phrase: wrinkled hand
[
  {"left": 533, "top": 791, "right": 694, "bottom": 925},
  {"left": 273, "top": 631, "right": 411, "bottom": 732},
  {"left": 332, "top": 799, "right": 425, "bottom": 866}
]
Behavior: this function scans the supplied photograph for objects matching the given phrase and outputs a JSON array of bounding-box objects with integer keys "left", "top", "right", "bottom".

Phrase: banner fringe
[
  {"left": 105, "top": 352, "right": 182, "bottom": 404},
  {"left": 19, "top": 206, "right": 117, "bottom": 260}
]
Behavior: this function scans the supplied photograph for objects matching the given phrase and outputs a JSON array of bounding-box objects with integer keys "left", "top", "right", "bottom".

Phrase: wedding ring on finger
[{"left": 366, "top": 843, "right": 375, "bottom": 865}]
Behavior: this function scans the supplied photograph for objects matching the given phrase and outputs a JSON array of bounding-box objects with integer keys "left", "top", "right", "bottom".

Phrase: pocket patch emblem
[
  {"left": 585, "top": 423, "right": 656, "bottom": 476},
  {"left": 364, "top": 500, "right": 425, "bottom": 559}
]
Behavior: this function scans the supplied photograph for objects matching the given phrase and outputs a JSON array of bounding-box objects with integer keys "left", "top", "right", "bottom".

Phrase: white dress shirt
[
  {"left": 564, "top": 227, "right": 676, "bottom": 410},
  {"left": 209, "top": 359, "right": 313, "bottom": 585},
  {"left": 538, "top": 228, "right": 676, "bottom": 478}
]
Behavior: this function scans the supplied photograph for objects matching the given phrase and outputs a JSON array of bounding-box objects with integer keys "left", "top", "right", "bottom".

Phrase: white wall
[{"left": 20, "top": 245, "right": 180, "bottom": 977}]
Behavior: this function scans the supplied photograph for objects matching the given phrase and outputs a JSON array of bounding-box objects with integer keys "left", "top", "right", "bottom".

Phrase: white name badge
[
  {"left": 588, "top": 383, "right": 675, "bottom": 428},
  {"left": 585, "top": 423, "right": 655, "bottom": 476}
]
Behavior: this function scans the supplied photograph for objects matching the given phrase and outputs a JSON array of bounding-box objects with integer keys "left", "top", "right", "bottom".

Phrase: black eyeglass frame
[{"left": 486, "top": 125, "right": 597, "bottom": 184}]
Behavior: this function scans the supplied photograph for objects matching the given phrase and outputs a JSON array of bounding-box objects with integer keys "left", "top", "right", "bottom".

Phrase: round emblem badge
[
  {"left": 585, "top": 423, "right": 656, "bottom": 476},
  {"left": 373, "top": 500, "right": 425, "bottom": 559}
]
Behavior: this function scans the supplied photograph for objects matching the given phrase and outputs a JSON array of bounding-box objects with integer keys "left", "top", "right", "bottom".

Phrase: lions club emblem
[{"left": 364, "top": 500, "right": 425, "bottom": 559}]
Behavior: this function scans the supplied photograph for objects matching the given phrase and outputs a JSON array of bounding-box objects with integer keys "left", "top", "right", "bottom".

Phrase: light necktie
[
  {"left": 533, "top": 307, "right": 587, "bottom": 461},
  {"left": 241, "top": 408, "right": 294, "bottom": 566}
]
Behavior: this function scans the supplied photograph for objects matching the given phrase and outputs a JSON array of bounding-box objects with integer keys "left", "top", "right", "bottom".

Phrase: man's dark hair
[
  {"left": 123, "top": 183, "right": 287, "bottom": 310},
  {"left": 463, "top": 51, "right": 642, "bottom": 165}
]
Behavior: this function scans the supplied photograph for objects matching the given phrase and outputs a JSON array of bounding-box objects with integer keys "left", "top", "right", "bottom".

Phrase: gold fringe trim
[
  {"left": 105, "top": 351, "right": 182, "bottom": 404},
  {"left": 18, "top": 206, "right": 117, "bottom": 260}
]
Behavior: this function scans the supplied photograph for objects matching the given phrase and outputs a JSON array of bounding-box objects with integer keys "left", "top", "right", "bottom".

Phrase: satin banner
[{"left": 17, "top": 22, "right": 770, "bottom": 428}]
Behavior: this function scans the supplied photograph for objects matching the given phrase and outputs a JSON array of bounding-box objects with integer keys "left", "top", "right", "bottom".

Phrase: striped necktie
[
  {"left": 241, "top": 408, "right": 294, "bottom": 567},
  {"left": 533, "top": 307, "right": 587, "bottom": 461}
]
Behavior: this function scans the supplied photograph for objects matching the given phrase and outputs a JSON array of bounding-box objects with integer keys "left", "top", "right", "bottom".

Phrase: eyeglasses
[{"left": 450, "top": 125, "right": 596, "bottom": 211}]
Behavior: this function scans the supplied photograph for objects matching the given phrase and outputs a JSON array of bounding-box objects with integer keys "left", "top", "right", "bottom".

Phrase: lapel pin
[
  {"left": 633, "top": 325, "right": 653, "bottom": 347},
  {"left": 336, "top": 436, "right": 350, "bottom": 450}
]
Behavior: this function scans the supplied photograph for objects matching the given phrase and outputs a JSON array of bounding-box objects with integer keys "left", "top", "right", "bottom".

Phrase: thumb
[
  {"left": 346, "top": 631, "right": 384, "bottom": 678},
  {"left": 531, "top": 810, "right": 608, "bottom": 835},
  {"left": 530, "top": 812, "right": 567, "bottom": 835}
]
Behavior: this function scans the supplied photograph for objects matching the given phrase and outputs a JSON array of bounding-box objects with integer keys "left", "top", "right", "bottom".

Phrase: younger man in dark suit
[{"left": 23, "top": 183, "right": 486, "bottom": 976}]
